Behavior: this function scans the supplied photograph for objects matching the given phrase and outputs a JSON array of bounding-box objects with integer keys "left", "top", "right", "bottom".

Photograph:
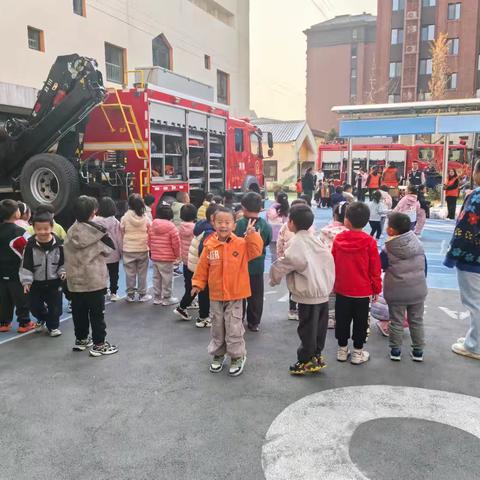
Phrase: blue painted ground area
[{"left": 0, "top": 205, "right": 457, "bottom": 344}]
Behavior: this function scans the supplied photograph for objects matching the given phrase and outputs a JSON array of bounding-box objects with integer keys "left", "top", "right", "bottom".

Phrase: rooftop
[
  {"left": 252, "top": 118, "right": 307, "bottom": 143},
  {"left": 305, "top": 13, "right": 376, "bottom": 34}
]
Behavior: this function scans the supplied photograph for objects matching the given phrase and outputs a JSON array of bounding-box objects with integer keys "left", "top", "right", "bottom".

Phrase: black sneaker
[
  {"left": 89, "top": 342, "right": 119, "bottom": 357},
  {"left": 390, "top": 347, "right": 402, "bottom": 361},
  {"left": 72, "top": 338, "right": 93, "bottom": 351},
  {"left": 314, "top": 354, "right": 327, "bottom": 369},
  {"left": 411, "top": 349, "right": 424, "bottom": 362},
  {"left": 173, "top": 307, "right": 190, "bottom": 321},
  {"left": 289, "top": 358, "right": 321, "bottom": 375}
]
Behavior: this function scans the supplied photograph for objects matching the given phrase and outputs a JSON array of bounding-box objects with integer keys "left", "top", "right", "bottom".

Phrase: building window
[
  {"left": 263, "top": 160, "right": 278, "bottom": 182},
  {"left": 421, "top": 25, "right": 435, "bottom": 41},
  {"left": 204, "top": 54, "right": 211, "bottom": 70},
  {"left": 448, "top": 3, "right": 461, "bottom": 20},
  {"left": 217, "top": 70, "right": 230, "bottom": 105},
  {"left": 73, "top": 0, "right": 86, "bottom": 16},
  {"left": 352, "top": 29, "right": 358, "bottom": 41},
  {"left": 105, "top": 42, "right": 125, "bottom": 84},
  {"left": 447, "top": 73, "right": 458, "bottom": 90},
  {"left": 389, "top": 62, "right": 402, "bottom": 78},
  {"left": 234, "top": 128, "right": 244, "bottom": 152},
  {"left": 418, "top": 92, "right": 432, "bottom": 101},
  {"left": 152, "top": 34, "right": 172, "bottom": 70},
  {"left": 419, "top": 58, "right": 433, "bottom": 75},
  {"left": 391, "top": 28, "right": 404, "bottom": 45},
  {"left": 422, "top": 0, "right": 436, "bottom": 6},
  {"left": 388, "top": 94, "right": 401, "bottom": 103},
  {"left": 392, "top": 0, "right": 405, "bottom": 11},
  {"left": 188, "top": 0, "right": 234, "bottom": 27},
  {"left": 27, "top": 26, "right": 44, "bottom": 51},
  {"left": 447, "top": 38, "right": 460, "bottom": 55}
]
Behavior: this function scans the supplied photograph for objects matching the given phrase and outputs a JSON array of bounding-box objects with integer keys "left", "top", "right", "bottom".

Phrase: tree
[
  {"left": 429, "top": 32, "right": 450, "bottom": 101},
  {"left": 327, "top": 128, "right": 338, "bottom": 142}
]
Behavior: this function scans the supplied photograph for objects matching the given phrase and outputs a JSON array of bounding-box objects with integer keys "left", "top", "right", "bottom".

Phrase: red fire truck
[
  {"left": 81, "top": 71, "right": 272, "bottom": 209},
  {"left": 317, "top": 142, "right": 471, "bottom": 184}
]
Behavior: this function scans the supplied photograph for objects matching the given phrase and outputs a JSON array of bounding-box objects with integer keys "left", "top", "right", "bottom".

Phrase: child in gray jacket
[
  {"left": 270, "top": 204, "right": 335, "bottom": 375},
  {"left": 381, "top": 212, "right": 428, "bottom": 362}
]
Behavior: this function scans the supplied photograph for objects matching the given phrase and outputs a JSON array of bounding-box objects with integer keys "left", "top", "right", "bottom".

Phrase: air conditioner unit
[
  {"left": 405, "top": 45, "right": 417, "bottom": 54},
  {"left": 406, "top": 11, "right": 418, "bottom": 19}
]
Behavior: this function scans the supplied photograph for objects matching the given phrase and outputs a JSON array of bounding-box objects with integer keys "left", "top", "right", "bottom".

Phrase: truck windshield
[{"left": 448, "top": 148, "right": 465, "bottom": 164}]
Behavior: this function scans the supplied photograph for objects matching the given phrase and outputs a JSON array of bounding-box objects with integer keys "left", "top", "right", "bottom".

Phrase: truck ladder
[{"left": 100, "top": 89, "right": 148, "bottom": 160}]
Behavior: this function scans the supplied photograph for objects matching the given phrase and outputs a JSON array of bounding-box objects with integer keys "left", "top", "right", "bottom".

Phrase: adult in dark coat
[{"left": 301, "top": 168, "right": 315, "bottom": 202}]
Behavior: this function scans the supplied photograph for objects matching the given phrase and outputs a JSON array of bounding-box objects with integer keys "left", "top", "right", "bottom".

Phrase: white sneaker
[
  {"left": 138, "top": 294, "right": 152, "bottom": 303},
  {"left": 187, "top": 300, "right": 199, "bottom": 310},
  {"left": 337, "top": 346, "right": 350, "bottom": 362},
  {"left": 351, "top": 349, "right": 370, "bottom": 365},
  {"left": 126, "top": 294, "right": 136, "bottom": 303},
  {"left": 195, "top": 317, "right": 211, "bottom": 328},
  {"left": 457, "top": 337, "right": 466, "bottom": 344},
  {"left": 35, "top": 322, "right": 47, "bottom": 333},
  {"left": 452, "top": 342, "right": 480, "bottom": 360},
  {"left": 288, "top": 310, "right": 299, "bottom": 321},
  {"left": 161, "top": 297, "right": 179, "bottom": 306},
  {"left": 110, "top": 294, "right": 120, "bottom": 302},
  {"left": 328, "top": 317, "right": 336, "bottom": 329},
  {"left": 153, "top": 298, "right": 162, "bottom": 305},
  {"left": 209, "top": 355, "right": 225, "bottom": 373},
  {"left": 229, "top": 356, "right": 246, "bottom": 376},
  {"left": 48, "top": 329, "right": 62, "bottom": 337}
]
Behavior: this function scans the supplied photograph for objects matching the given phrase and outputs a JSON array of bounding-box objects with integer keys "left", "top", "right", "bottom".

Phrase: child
[
  {"left": 95, "top": 197, "right": 123, "bottom": 302},
  {"left": 144, "top": 194, "right": 155, "bottom": 222},
  {"left": 235, "top": 192, "right": 272, "bottom": 332},
  {"left": 64, "top": 196, "right": 118, "bottom": 356},
  {"left": 368, "top": 190, "right": 389, "bottom": 240},
  {"left": 197, "top": 192, "right": 214, "bottom": 220},
  {"left": 332, "top": 202, "right": 382, "bottom": 364},
  {"left": 192, "top": 207, "right": 262, "bottom": 376},
  {"left": 270, "top": 204, "right": 335, "bottom": 375},
  {"left": 148, "top": 204, "right": 180, "bottom": 305},
  {"left": 20, "top": 211, "right": 65, "bottom": 337},
  {"left": 381, "top": 212, "right": 427, "bottom": 362},
  {"left": 174, "top": 203, "right": 198, "bottom": 319},
  {"left": 121, "top": 194, "right": 152, "bottom": 302},
  {"left": 277, "top": 198, "right": 311, "bottom": 321},
  {"left": 0, "top": 199, "right": 33, "bottom": 333},
  {"left": 187, "top": 203, "right": 219, "bottom": 327},
  {"left": 319, "top": 202, "right": 349, "bottom": 328},
  {"left": 16, "top": 202, "right": 31, "bottom": 229},
  {"left": 172, "top": 191, "right": 190, "bottom": 227},
  {"left": 266, "top": 191, "right": 289, "bottom": 264},
  {"left": 330, "top": 186, "right": 346, "bottom": 213},
  {"left": 295, "top": 178, "right": 302, "bottom": 198},
  {"left": 393, "top": 185, "right": 422, "bottom": 230}
]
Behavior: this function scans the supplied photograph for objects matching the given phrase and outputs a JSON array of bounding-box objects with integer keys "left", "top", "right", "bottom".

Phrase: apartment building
[
  {"left": 376, "top": 0, "right": 480, "bottom": 103},
  {"left": 0, "top": 0, "right": 250, "bottom": 118},
  {"left": 305, "top": 13, "right": 377, "bottom": 132}
]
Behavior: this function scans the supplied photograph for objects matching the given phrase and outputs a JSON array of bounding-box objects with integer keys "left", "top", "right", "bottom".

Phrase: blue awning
[
  {"left": 437, "top": 114, "right": 480, "bottom": 133},
  {"left": 339, "top": 117, "right": 436, "bottom": 137}
]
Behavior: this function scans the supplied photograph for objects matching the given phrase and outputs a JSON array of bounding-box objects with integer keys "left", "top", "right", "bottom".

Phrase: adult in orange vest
[
  {"left": 366, "top": 167, "right": 381, "bottom": 199},
  {"left": 444, "top": 168, "right": 459, "bottom": 220},
  {"left": 381, "top": 162, "right": 400, "bottom": 188}
]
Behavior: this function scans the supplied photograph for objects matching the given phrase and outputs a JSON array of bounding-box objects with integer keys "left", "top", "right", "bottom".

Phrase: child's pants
[
  {"left": 29, "top": 284, "right": 63, "bottom": 331},
  {"left": 243, "top": 273, "right": 264, "bottom": 327},
  {"left": 289, "top": 292, "right": 297, "bottom": 311},
  {"left": 0, "top": 279, "right": 30, "bottom": 325},
  {"left": 152, "top": 261, "right": 174, "bottom": 300},
  {"left": 107, "top": 262, "right": 120, "bottom": 295},
  {"left": 369, "top": 221, "right": 382, "bottom": 239},
  {"left": 297, "top": 302, "right": 328, "bottom": 362},
  {"left": 179, "top": 266, "right": 194, "bottom": 310},
  {"left": 388, "top": 302, "right": 425, "bottom": 350},
  {"left": 208, "top": 300, "right": 246, "bottom": 358},
  {"left": 198, "top": 287, "right": 210, "bottom": 319},
  {"left": 269, "top": 242, "right": 278, "bottom": 264},
  {"left": 335, "top": 294, "right": 370, "bottom": 349},
  {"left": 457, "top": 270, "right": 480, "bottom": 354},
  {"left": 71, "top": 290, "right": 106, "bottom": 345},
  {"left": 123, "top": 251, "right": 149, "bottom": 296}
]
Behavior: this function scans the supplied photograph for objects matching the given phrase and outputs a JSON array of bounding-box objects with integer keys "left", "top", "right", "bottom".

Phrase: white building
[{"left": 0, "top": 0, "right": 250, "bottom": 118}]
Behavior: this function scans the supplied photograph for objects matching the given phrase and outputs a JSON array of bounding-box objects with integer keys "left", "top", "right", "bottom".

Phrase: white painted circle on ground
[{"left": 262, "top": 385, "right": 480, "bottom": 480}]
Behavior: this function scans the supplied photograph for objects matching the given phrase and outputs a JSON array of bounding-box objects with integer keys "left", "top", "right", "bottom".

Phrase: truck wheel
[{"left": 20, "top": 153, "right": 80, "bottom": 214}]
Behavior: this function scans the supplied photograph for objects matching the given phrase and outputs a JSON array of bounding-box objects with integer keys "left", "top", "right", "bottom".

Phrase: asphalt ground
[{"left": 1, "top": 208, "right": 479, "bottom": 480}]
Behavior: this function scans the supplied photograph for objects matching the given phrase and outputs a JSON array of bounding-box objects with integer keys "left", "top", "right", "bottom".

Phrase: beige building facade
[{"left": 0, "top": 0, "right": 250, "bottom": 117}]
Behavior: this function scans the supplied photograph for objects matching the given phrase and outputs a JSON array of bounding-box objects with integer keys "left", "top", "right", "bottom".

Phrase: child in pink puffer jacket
[
  {"left": 393, "top": 185, "right": 423, "bottom": 232},
  {"left": 148, "top": 204, "right": 180, "bottom": 306}
]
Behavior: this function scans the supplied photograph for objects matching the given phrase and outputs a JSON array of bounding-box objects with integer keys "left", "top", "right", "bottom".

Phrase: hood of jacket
[
  {"left": 95, "top": 215, "right": 118, "bottom": 231},
  {"left": 151, "top": 219, "right": 177, "bottom": 235},
  {"left": 399, "top": 194, "right": 418, "bottom": 209},
  {"left": 193, "top": 219, "right": 214, "bottom": 236},
  {"left": 386, "top": 230, "right": 424, "bottom": 260},
  {"left": 123, "top": 209, "right": 148, "bottom": 228},
  {"left": 333, "top": 230, "right": 375, "bottom": 253},
  {"left": 67, "top": 221, "right": 106, "bottom": 250},
  {"left": 178, "top": 221, "right": 195, "bottom": 238}
]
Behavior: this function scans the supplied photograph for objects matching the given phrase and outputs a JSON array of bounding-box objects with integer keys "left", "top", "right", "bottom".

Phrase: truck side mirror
[
  {"left": 267, "top": 132, "right": 274, "bottom": 149},
  {"left": 268, "top": 148, "right": 274, "bottom": 158}
]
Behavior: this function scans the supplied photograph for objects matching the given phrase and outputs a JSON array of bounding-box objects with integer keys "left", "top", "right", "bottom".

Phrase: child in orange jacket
[{"left": 192, "top": 206, "right": 263, "bottom": 377}]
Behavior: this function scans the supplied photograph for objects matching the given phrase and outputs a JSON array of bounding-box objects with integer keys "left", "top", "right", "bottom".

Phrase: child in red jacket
[
  {"left": 332, "top": 202, "right": 382, "bottom": 365},
  {"left": 148, "top": 204, "right": 180, "bottom": 306}
]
